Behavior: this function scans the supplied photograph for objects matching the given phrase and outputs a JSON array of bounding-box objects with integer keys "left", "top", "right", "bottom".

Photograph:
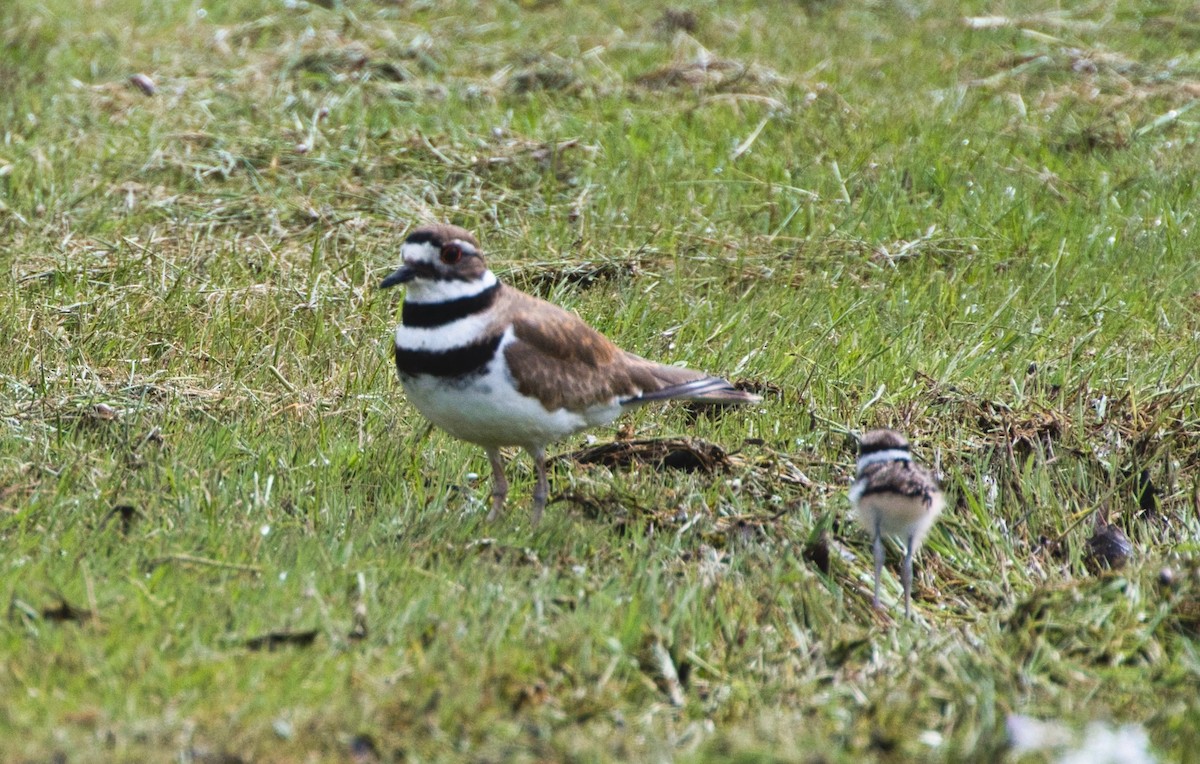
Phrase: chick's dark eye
[{"left": 440, "top": 244, "right": 463, "bottom": 265}]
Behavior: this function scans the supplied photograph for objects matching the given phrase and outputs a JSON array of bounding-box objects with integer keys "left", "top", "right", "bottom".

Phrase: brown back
[{"left": 498, "top": 287, "right": 706, "bottom": 412}]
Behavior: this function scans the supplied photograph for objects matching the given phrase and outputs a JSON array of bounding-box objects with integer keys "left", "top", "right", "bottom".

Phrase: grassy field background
[{"left": 3, "top": 0, "right": 1200, "bottom": 760}]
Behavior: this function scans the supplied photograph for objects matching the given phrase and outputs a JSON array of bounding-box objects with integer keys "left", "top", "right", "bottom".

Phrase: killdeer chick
[
  {"left": 380, "top": 224, "right": 760, "bottom": 524},
  {"left": 848, "top": 428, "right": 944, "bottom": 618}
]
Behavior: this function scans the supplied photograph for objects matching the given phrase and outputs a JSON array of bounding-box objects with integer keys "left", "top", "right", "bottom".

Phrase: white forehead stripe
[
  {"left": 449, "top": 239, "right": 478, "bottom": 256},
  {"left": 856, "top": 448, "right": 912, "bottom": 471},
  {"left": 401, "top": 240, "right": 439, "bottom": 265}
]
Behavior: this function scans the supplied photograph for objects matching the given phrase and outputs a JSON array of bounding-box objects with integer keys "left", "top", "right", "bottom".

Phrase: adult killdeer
[
  {"left": 848, "top": 428, "right": 944, "bottom": 618},
  {"left": 380, "top": 224, "right": 760, "bottom": 524}
]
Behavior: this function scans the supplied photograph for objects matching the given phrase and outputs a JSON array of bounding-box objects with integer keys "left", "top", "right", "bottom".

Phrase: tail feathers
[{"left": 625, "top": 375, "right": 761, "bottom": 406}]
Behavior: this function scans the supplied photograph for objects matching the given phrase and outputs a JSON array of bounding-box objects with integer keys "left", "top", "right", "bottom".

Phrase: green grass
[{"left": 3, "top": 0, "right": 1200, "bottom": 761}]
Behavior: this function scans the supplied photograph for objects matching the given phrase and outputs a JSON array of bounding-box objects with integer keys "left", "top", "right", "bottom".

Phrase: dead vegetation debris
[
  {"left": 1005, "top": 581, "right": 1078, "bottom": 630},
  {"left": 636, "top": 38, "right": 787, "bottom": 95},
  {"left": 186, "top": 748, "right": 248, "bottom": 764},
  {"left": 637, "top": 53, "right": 785, "bottom": 94},
  {"left": 464, "top": 538, "right": 542, "bottom": 568},
  {"left": 474, "top": 136, "right": 595, "bottom": 188},
  {"left": 653, "top": 8, "right": 699, "bottom": 36},
  {"left": 967, "top": 29, "right": 1200, "bottom": 152},
  {"left": 101, "top": 504, "right": 141, "bottom": 535},
  {"left": 568, "top": 437, "right": 731, "bottom": 473},
  {"left": 509, "top": 63, "right": 581, "bottom": 95},
  {"left": 705, "top": 513, "right": 787, "bottom": 548},
  {"left": 1051, "top": 113, "right": 1132, "bottom": 153},
  {"left": 1142, "top": 9, "right": 1200, "bottom": 41},
  {"left": 41, "top": 598, "right": 93, "bottom": 624},
  {"left": 289, "top": 44, "right": 411, "bottom": 83},
  {"left": 477, "top": 137, "right": 596, "bottom": 171},
  {"left": 349, "top": 734, "right": 381, "bottom": 764},
  {"left": 148, "top": 553, "right": 262, "bottom": 575},
  {"left": 556, "top": 490, "right": 643, "bottom": 530},
  {"left": 973, "top": 401, "right": 1066, "bottom": 455},
  {"left": 511, "top": 258, "right": 640, "bottom": 296},
  {"left": 1128, "top": 468, "right": 1162, "bottom": 517},
  {"left": 1085, "top": 515, "right": 1134, "bottom": 572},
  {"left": 508, "top": 679, "right": 552, "bottom": 713},
  {"left": 680, "top": 397, "right": 762, "bottom": 426},
  {"left": 803, "top": 530, "right": 832, "bottom": 575},
  {"left": 743, "top": 445, "right": 814, "bottom": 488},
  {"left": 348, "top": 601, "right": 368, "bottom": 643},
  {"left": 1168, "top": 590, "right": 1200, "bottom": 638},
  {"left": 396, "top": 133, "right": 594, "bottom": 190},
  {"left": 647, "top": 638, "right": 688, "bottom": 707},
  {"left": 731, "top": 379, "right": 788, "bottom": 402},
  {"left": 242, "top": 628, "right": 319, "bottom": 651},
  {"left": 963, "top": 12, "right": 1107, "bottom": 32}
]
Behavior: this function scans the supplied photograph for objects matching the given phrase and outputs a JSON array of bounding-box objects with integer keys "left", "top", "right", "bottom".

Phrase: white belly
[
  {"left": 850, "top": 480, "right": 943, "bottom": 549},
  {"left": 400, "top": 333, "right": 624, "bottom": 450}
]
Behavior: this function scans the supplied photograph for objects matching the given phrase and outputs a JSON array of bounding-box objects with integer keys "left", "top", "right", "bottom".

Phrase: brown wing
[
  {"left": 860, "top": 461, "right": 939, "bottom": 503},
  {"left": 500, "top": 289, "right": 707, "bottom": 412}
]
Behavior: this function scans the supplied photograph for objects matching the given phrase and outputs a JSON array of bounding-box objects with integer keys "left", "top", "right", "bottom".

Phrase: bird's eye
[{"left": 440, "top": 244, "right": 463, "bottom": 265}]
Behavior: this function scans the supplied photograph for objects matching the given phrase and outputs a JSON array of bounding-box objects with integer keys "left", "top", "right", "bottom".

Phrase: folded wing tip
[{"left": 626, "top": 376, "right": 763, "bottom": 406}]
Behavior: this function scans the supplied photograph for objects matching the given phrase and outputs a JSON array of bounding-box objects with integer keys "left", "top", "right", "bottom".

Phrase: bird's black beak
[{"left": 380, "top": 265, "right": 415, "bottom": 289}]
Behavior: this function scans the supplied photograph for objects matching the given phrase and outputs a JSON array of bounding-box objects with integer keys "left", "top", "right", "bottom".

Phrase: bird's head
[
  {"left": 381, "top": 225, "right": 492, "bottom": 298},
  {"left": 855, "top": 428, "right": 913, "bottom": 470}
]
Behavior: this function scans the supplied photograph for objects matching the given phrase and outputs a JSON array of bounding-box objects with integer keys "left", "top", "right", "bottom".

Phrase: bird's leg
[
  {"left": 485, "top": 448, "right": 507, "bottom": 522},
  {"left": 872, "top": 517, "right": 884, "bottom": 610},
  {"left": 902, "top": 534, "right": 915, "bottom": 619},
  {"left": 530, "top": 447, "right": 549, "bottom": 525}
]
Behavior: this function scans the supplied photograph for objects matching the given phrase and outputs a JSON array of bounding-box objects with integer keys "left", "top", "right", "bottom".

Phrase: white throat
[
  {"left": 405, "top": 270, "right": 498, "bottom": 303},
  {"left": 856, "top": 448, "right": 911, "bottom": 472}
]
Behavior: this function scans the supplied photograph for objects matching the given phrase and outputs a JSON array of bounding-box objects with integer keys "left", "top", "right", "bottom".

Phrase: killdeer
[
  {"left": 380, "top": 224, "right": 760, "bottom": 524},
  {"left": 848, "top": 428, "right": 944, "bottom": 618}
]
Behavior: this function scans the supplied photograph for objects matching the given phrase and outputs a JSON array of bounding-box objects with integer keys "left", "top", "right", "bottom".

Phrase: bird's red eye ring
[{"left": 440, "top": 243, "right": 463, "bottom": 265}]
